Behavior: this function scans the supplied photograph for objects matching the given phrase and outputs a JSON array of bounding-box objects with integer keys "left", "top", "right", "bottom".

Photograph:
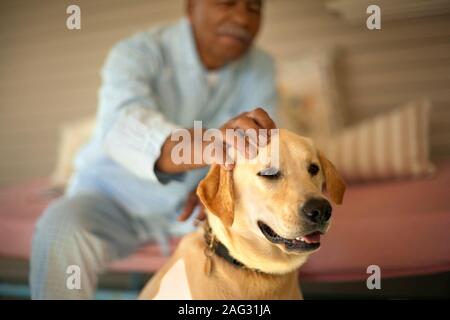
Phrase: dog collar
[{"left": 203, "top": 220, "right": 262, "bottom": 275}]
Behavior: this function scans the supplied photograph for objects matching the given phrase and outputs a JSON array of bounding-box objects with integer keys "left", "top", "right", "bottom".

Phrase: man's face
[{"left": 188, "top": 0, "right": 263, "bottom": 68}]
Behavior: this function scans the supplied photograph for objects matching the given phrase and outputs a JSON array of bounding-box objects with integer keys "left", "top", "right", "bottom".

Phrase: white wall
[{"left": 1, "top": 0, "right": 449, "bottom": 185}]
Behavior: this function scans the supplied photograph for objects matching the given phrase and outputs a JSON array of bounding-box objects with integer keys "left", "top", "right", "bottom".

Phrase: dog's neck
[
  {"left": 202, "top": 217, "right": 302, "bottom": 299},
  {"left": 203, "top": 219, "right": 264, "bottom": 274}
]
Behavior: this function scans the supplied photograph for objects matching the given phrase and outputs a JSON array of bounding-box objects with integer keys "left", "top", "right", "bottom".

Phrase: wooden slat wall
[{"left": 1, "top": 0, "right": 449, "bottom": 186}]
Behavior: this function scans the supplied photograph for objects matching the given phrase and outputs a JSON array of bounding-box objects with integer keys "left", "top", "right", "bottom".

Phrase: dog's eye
[
  {"left": 308, "top": 163, "right": 320, "bottom": 176},
  {"left": 257, "top": 167, "right": 281, "bottom": 179}
]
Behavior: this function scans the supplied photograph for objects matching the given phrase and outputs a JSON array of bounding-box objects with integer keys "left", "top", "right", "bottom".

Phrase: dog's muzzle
[{"left": 257, "top": 221, "right": 322, "bottom": 252}]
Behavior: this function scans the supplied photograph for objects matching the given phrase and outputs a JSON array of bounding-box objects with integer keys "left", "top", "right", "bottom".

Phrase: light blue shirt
[{"left": 68, "top": 18, "right": 277, "bottom": 242}]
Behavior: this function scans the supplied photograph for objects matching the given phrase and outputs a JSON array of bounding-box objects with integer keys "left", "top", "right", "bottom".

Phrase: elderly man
[{"left": 30, "top": 0, "right": 277, "bottom": 299}]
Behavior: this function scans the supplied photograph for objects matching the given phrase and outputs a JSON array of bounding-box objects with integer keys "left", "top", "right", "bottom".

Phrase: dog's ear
[
  {"left": 197, "top": 164, "right": 234, "bottom": 227},
  {"left": 318, "top": 151, "right": 346, "bottom": 205}
]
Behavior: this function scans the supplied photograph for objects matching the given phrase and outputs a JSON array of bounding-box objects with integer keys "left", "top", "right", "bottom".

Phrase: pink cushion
[{"left": 1, "top": 161, "right": 449, "bottom": 281}]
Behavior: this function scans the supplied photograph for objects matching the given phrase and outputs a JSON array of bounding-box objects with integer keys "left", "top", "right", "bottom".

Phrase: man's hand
[
  {"left": 217, "top": 107, "right": 277, "bottom": 170},
  {"left": 156, "top": 107, "right": 277, "bottom": 174},
  {"left": 178, "top": 189, "right": 206, "bottom": 222}
]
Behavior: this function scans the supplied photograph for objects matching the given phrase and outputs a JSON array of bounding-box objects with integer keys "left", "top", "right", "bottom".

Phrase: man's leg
[{"left": 30, "top": 191, "right": 141, "bottom": 299}]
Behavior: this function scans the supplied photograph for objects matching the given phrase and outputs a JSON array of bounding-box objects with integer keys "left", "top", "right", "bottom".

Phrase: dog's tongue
[{"left": 302, "top": 232, "right": 321, "bottom": 244}]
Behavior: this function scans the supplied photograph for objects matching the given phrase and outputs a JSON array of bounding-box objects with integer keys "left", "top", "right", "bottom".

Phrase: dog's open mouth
[{"left": 257, "top": 221, "right": 321, "bottom": 252}]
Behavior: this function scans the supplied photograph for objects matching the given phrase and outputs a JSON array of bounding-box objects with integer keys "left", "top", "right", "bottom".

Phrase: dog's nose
[{"left": 301, "top": 198, "right": 332, "bottom": 224}]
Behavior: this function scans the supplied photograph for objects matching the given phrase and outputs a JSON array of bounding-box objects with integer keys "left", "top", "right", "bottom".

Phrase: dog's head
[{"left": 197, "top": 129, "right": 345, "bottom": 274}]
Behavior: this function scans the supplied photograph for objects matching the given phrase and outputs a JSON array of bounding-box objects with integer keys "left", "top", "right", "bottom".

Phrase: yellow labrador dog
[{"left": 139, "top": 129, "right": 345, "bottom": 300}]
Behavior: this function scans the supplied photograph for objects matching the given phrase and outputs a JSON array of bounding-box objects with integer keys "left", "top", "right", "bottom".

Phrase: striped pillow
[{"left": 323, "top": 99, "right": 435, "bottom": 181}]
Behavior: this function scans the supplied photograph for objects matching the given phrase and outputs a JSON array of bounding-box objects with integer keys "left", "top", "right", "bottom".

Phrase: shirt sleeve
[{"left": 97, "top": 35, "right": 180, "bottom": 183}]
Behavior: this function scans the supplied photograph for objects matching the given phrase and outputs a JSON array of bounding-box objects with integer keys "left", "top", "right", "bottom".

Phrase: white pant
[{"left": 29, "top": 191, "right": 193, "bottom": 299}]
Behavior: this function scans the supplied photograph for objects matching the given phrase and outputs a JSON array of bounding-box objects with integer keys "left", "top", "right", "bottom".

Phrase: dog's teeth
[
  {"left": 300, "top": 238, "right": 305, "bottom": 242},
  {"left": 295, "top": 237, "right": 301, "bottom": 241}
]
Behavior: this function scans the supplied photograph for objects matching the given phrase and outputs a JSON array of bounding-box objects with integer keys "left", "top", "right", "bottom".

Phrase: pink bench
[{"left": 1, "top": 161, "right": 450, "bottom": 282}]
